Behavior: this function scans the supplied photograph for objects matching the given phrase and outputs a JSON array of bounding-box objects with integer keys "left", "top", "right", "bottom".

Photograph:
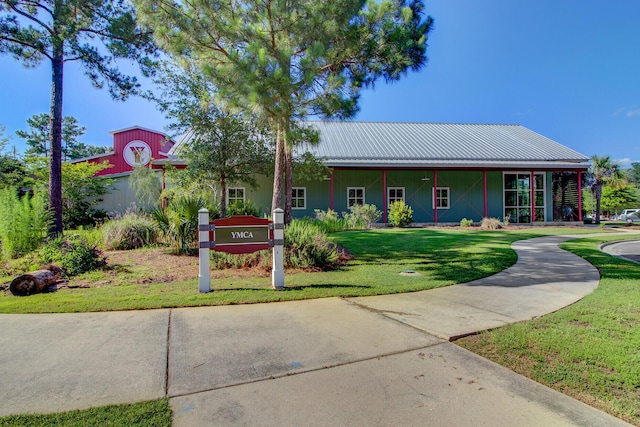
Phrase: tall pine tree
[
  {"left": 1, "top": 0, "right": 157, "bottom": 235},
  {"left": 136, "top": 0, "right": 433, "bottom": 223}
]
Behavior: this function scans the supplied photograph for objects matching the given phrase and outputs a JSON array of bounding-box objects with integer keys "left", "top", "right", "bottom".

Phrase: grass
[
  {"left": 0, "top": 399, "right": 171, "bottom": 427},
  {"left": 0, "top": 227, "right": 601, "bottom": 314},
  {"left": 457, "top": 234, "right": 640, "bottom": 426}
]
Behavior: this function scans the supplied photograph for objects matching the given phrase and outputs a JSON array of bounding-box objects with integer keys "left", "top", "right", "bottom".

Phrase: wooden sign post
[{"left": 198, "top": 208, "right": 284, "bottom": 293}]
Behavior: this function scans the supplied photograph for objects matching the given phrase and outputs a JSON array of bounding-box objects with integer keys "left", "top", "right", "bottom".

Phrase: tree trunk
[
  {"left": 49, "top": 16, "right": 64, "bottom": 237},
  {"left": 10, "top": 266, "right": 63, "bottom": 296},
  {"left": 271, "top": 122, "right": 284, "bottom": 214},
  {"left": 594, "top": 183, "right": 602, "bottom": 224},
  {"left": 220, "top": 172, "right": 227, "bottom": 218},
  {"left": 284, "top": 133, "right": 293, "bottom": 225}
]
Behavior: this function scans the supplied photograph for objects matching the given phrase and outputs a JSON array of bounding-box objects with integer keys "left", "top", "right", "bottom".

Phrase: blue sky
[{"left": 1, "top": 0, "right": 639, "bottom": 167}]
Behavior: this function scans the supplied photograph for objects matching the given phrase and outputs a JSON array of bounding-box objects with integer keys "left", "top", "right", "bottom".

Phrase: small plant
[
  {"left": 0, "top": 188, "right": 49, "bottom": 260},
  {"left": 346, "top": 203, "right": 382, "bottom": 229},
  {"left": 41, "top": 236, "right": 106, "bottom": 276},
  {"left": 480, "top": 217, "right": 508, "bottom": 230},
  {"left": 101, "top": 214, "right": 159, "bottom": 250},
  {"left": 460, "top": 218, "right": 474, "bottom": 227},
  {"left": 388, "top": 200, "right": 413, "bottom": 227},
  {"left": 313, "top": 209, "right": 347, "bottom": 232},
  {"left": 152, "top": 195, "right": 209, "bottom": 255},
  {"left": 284, "top": 219, "right": 341, "bottom": 270},
  {"left": 227, "top": 199, "right": 261, "bottom": 217}
]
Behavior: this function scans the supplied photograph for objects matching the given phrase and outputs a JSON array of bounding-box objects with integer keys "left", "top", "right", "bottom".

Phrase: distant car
[
  {"left": 618, "top": 209, "right": 639, "bottom": 220},
  {"left": 625, "top": 212, "right": 640, "bottom": 224}
]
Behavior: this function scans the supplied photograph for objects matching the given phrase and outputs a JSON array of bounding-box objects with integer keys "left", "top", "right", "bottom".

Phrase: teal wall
[{"left": 238, "top": 169, "right": 560, "bottom": 223}]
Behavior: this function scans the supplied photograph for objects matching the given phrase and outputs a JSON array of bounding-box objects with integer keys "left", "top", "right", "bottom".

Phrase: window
[
  {"left": 347, "top": 187, "right": 365, "bottom": 207},
  {"left": 388, "top": 187, "right": 405, "bottom": 208},
  {"left": 292, "top": 187, "right": 306, "bottom": 210},
  {"left": 227, "top": 187, "right": 245, "bottom": 206},
  {"left": 503, "top": 173, "right": 545, "bottom": 223},
  {"left": 432, "top": 187, "right": 450, "bottom": 209}
]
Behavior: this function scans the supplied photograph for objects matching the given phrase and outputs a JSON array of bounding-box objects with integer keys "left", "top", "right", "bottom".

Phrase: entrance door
[{"left": 504, "top": 173, "right": 545, "bottom": 223}]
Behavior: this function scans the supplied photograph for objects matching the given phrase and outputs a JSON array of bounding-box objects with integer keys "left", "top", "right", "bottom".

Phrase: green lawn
[
  {"left": 457, "top": 234, "right": 640, "bottom": 426},
  {"left": 0, "top": 399, "right": 171, "bottom": 427},
  {"left": 0, "top": 227, "right": 600, "bottom": 314}
]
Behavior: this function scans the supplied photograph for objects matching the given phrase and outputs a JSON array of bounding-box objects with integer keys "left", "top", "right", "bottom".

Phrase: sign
[
  {"left": 198, "top": 210, "right": 284, "bottom": 292},
  {"left": 123, "top": 140, "right": 152, "bottom": 167},
  {"left": 209, "top": 215, "right": 272, "bottom": 254}
]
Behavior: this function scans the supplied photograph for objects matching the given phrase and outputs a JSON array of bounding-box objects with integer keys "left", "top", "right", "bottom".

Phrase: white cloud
[
  {"left": 613, "top": 106, "right": 640, "bottom": 117},
  {"left": 626, "top": 109, "right": 640, "bottom": 117},
  {"left": 614, "top": 157, "right": 640, "bottom": 168}
]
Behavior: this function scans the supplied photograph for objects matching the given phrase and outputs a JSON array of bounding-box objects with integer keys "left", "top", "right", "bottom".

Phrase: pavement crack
[{"left": 165, "top": 308, "right": 172, "bottom": 398}]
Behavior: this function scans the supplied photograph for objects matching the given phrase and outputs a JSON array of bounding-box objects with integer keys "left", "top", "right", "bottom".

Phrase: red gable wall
[{"left": 88, "top": 127, "right": 174, "bottom": 177}]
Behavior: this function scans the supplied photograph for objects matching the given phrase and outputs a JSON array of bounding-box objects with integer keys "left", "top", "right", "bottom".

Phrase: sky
[{"left": 1, "top": 0, "right": 639, "bottom": 167}]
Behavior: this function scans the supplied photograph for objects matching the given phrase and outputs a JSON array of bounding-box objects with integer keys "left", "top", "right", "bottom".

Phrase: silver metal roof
[
  {"left": 166, "top": 121, "right": 590, "bottom": 170},
  {"left": 298, "top": 121, "right": 589, "bottom": 169}
]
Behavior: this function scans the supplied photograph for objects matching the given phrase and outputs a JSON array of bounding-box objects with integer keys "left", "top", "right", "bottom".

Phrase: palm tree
[{"left": 588, "top": 155, "right": 625, "bottom": 224}]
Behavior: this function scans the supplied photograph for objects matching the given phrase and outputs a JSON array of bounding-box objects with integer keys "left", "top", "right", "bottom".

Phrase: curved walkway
[{"left": 0, "top": 235, "right": 632, "bottom": 426}]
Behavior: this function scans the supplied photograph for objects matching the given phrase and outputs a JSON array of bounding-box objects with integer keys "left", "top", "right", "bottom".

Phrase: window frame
[
  {"left": 432, "top": 187, "right": 450, "bottom": 209},
  {"left": 347, "top": 187, "right": 365, "bottom": 207},
  {"left": 387, "top": 187, "right": 405, "bottom": 209},
  {"left": 227, "top": 187, "right": 246, "bottom": 207},
  {"left": 291, "top": 187, "right": 307, "bottom": 210}
]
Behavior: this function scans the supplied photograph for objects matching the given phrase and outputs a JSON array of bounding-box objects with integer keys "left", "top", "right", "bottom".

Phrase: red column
[
  {"left": 329, "top": 169, "right": 334, "bottom": 211},
  {"left": 483, "top": 170, "right": 487, "bottom": 218},
  {"left": 383, "top": 170, "right": 387, "bottom": 223},
  {"left": 531, "top": 171, "right": 535, "bottom": 223},
  {"left": 577, "top": 171, "right": 582, "bottom": 221},
  {"left": 433, "top": 170, "right": 438, "bottom": 223}
]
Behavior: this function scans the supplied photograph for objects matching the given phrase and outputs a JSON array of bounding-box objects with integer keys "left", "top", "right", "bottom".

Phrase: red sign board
[{"left": 210, "top": 215, "right": 272, "bottom": 254}]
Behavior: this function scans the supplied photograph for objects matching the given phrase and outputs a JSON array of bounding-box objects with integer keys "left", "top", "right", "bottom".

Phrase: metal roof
[
  {"left": 167, "top": 121, "right": 590, "bottom": 170},
  {"left": 297, "top": 121, "right": 589, "bottom": 169}
]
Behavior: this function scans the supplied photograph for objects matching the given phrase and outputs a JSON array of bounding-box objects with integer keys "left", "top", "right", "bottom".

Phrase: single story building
[{"left": 81, "top": 122, "right": 590, "bottom": 224}]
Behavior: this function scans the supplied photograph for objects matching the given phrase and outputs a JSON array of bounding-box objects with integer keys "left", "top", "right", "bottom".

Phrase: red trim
[
  {"left": 577, "top": 171, "right": 582, "bottom": 221},
  {"left": 210, "top": 216, "right": 272, "bottom": 254},
  {"left": 483, "top": 170, "right": 487, "bottom": 218},
  {"left": 213, "top": 244, "right": 271, "bottom": 255},
  {"left": 531, "top": 171, "right": 535, "bottom": 222},
  {"left": 382, "top": 170, "right": 387, "bottom": 223},
  {"left": 329, "top": 169, "right": 334, "bottom": 211},
  {"left": 213, "top": 215, "right": 270, "bottom": 227},
  {"left": 433, "top": 170, "right": 438, "bottom": 223}
]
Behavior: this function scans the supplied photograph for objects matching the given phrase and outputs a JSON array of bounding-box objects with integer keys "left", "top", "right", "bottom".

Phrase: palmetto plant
[
  {"left": 588, "top": 155, "right": 625, "bottom": 224},
  {"left": 152, "top": 196, "right": 208, "bottom": 255}
]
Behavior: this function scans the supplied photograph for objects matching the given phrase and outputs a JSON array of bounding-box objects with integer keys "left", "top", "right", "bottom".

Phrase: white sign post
[
  {"left": 271, "top": 208, "right": 285, "bottom": 290},
  {"left": 198, "top": 208, "right": 211, "bottom": 293},
  {"left": 197, "top": 207, "right": 285, "bottom": 292}
]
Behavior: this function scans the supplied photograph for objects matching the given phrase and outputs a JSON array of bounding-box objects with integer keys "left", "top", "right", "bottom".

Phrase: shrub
[
  {"left": 227, "top": 199, "right": 261, "bottom": 217},
  {"left": 313, "top": 209, "right": 347, "bottom": 232},
  {"left": 152, "top": 196, "right": 209, "bottom": 255},
  {"left": 0, "top": 188, "right": 49, "bottom": 260},
  {"left": 41, "top": 236, "right": 106, "bottom": 276},
  {"left": 480, "top": 217, "right": 508, "bottom": 230},
  {"left": 345, "top": 203, "right": 381, "bottom": 229},
  {"left": 102, "top": 214, "right": 159, "bottom": 250},
  {"left": 388, "top": 200, "right": 413, "bottom": 227},
  {"left": 460, "top": 218, "right": 474, "bottom": 227},
  {"left": 284, "top": 219, "right": 341, "bottom": 270}
]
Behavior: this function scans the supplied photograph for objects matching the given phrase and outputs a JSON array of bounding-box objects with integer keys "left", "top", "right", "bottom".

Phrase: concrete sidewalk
[{"left": 0, "top": 235, "right": 633, "bottom": 426}]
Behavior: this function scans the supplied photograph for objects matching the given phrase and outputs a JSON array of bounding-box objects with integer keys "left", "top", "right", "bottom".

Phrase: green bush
[
  {"left": 388, "top": 200, "right": 413, "bottom": 227},
  {"left": 152, "top": 196, "right": 209, "bottom": 255},
  {"left": 313, "top": 209, "right": 348, "bottom": 232},
  {"left": 344, "top": 203, "right": 381, "bottom": 229},
  {"left": 0, "top": 188, "right": 49, "bottom": 260},
  {"left": 285, "top": 219, "right": 340, "bottom": 270},
  {"left": 460, "top": 218, "right": 474, "bottom": 227},
  {"left": 41, "top": 236, "right": 106, "bottom": 276},
  {"left": 102, "top": 214, "right": 159, "bottom": 250},
  {"left": 227, "top": 199, "right": 261, "bottom": 217}
]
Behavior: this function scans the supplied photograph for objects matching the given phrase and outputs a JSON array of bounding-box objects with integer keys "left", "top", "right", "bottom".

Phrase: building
[{"left": 82, "top": 122, "right": 590, "bottom": 224}]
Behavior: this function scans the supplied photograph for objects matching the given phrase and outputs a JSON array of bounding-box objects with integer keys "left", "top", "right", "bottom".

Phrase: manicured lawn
[
  {"left": 0, "top": 399, "right": 171, "bottom": 427},
  {"left": 0, "top": 227, "right": 600, "bottom": 314},
  {"left": 457, "top": 234, "right": 640, "bottom": 426}
]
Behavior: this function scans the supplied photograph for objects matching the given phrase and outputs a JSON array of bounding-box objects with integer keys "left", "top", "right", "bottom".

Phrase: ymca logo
[{"left": 123, "top": 140, "right": 152, "bottom": 167}]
